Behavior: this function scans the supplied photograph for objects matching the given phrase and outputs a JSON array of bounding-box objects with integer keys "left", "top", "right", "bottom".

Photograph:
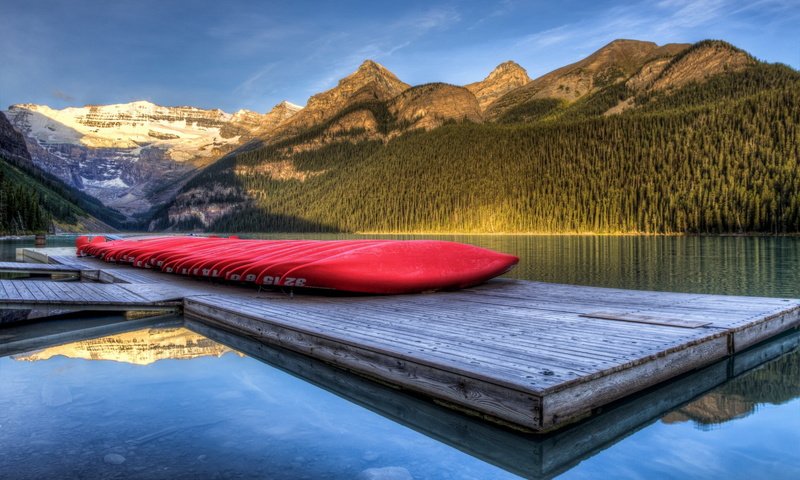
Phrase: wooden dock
[
  {"left": 0, "top": 280, "right": 182, "bottom": 312},
  {"left": 3, "top": 246, "right": 800, "bottom": 432},
  {"left": 0, "top": 261, "right": 88, "bottom": 276}
]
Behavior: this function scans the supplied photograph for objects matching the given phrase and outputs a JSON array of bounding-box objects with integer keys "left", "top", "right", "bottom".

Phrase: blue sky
[{"left": 2, "top": 0, "right": 798, "bottom": 113}]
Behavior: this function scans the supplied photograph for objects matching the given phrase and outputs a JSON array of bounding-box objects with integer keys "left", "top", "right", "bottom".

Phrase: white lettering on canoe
[{"left": 262, "top": 276, "right": 307, "bottom": 287}]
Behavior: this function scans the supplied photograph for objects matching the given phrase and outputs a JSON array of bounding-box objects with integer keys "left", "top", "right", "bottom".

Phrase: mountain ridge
[
  {"left": 153, "top": 38, "right": 800, "bottom": 234},
  {"left": 484, "top": 39, "right": 692, "bottom": 119},
  {"left": 4, "top": 38, "right": 795, "bottom": 234}
]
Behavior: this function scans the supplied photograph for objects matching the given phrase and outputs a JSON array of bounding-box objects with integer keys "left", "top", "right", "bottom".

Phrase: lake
[{"left": 1, "top": 235, "right": 799, "bottom": 479}]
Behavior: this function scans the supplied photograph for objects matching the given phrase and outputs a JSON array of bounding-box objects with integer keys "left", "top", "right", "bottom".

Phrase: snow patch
[{"left": 81, "top": 176, "right": 129, "bottom": 189}]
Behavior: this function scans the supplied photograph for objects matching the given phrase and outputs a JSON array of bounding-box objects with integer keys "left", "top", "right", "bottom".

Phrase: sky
[{"left": 1, "top": 0, "right": 798, "bottom": 113}]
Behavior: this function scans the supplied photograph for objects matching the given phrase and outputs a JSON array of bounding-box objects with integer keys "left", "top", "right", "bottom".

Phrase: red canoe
[{"left": 76, "top": 236, "right": 518, "bottom": 294}]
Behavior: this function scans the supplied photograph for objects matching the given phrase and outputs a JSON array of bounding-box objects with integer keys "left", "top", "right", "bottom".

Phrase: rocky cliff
[
  {"left": 389, "top": 83, "right": 482, "bottom": 131},
  {"left": 0, "top": 111, "right": 32, "bottom": 163}
]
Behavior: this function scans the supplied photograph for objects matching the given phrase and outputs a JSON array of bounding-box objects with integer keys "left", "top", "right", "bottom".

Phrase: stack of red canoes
[{"left": 75, "top": 236, "right": 518, "bottom": 294}]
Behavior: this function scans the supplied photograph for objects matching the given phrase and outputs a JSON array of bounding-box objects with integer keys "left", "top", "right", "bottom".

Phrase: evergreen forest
[{"left": 165, "top": 62, "right": 800, "bottom": 234}]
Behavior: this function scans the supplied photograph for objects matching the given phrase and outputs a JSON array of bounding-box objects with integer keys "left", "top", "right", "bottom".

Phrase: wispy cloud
[
  {"left": 234, "top": 63, "right": 279, "bottom": 98},
  {"left": 224, "top": 5, "right": 461, "bottom": 108},
  {"left": 469, "top": 0, "right": 519, "bottom": 29},
  {"left": 513, "top": 0, "right": 738, "bottom": 67},
  {"left": 298, "top": 6, "right": 461, "bottom": 97}
]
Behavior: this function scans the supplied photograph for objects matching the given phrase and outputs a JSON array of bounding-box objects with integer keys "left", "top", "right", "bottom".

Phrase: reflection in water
[
  {"left": 0, "top": 326, "right": 520, "bottom": 480},
  {"left": 1, "top": 322, "right": 798, "bottom": 479},
  {"left": 15, "top": 327, "right": 237, "bottom": 365},
  {"left": 663, "top": 347, "right": 800, "bottom": 427}
]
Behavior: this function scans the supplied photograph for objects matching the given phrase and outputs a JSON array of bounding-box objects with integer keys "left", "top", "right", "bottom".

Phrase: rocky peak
[
  {"left": 270, "top": 60, "right": 409, "bottom": 141},
  {"left": 270, "top": 100, "right": 303, "bottom": 116},
  {"left": 466, "top": 61, "right": 530, "bottom": 110},
  {"left": 3, "top": 100, "right": 288, "bottom": 217},
  {"left": 330, "top": 59, "right": 409, "bottom": 101},
  {"left": 248, "top": 100, "right": 303, "bottom": 136},
  {"left": 487, "top": 61, "right": 529, "bottom": 80}
]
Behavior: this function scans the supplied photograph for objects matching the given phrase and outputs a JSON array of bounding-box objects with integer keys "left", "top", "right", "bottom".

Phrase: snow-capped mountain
[{"left": 3, "top": 100, "right": 301, "bottom": 216}]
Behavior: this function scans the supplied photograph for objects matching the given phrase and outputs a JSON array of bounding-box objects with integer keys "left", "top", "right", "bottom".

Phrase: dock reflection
[
  {"left": 2, "top": 317, "right": 797, "bottom": 480},
  {"left": 185, "top": 320, "right": 800, "bottom": 480}
]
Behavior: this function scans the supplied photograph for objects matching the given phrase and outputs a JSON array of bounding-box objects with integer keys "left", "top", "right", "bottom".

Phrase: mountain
[
  {"left": 3, "top": 100, "right": 300, "bottom": 218},
  {"left": 466, "top": 61, "right": 530, "bottom": 110},
  {"left": 485, "top": 39, "right": 690, "bottom": 120},
  {"left": 7, "top": 38, "right": 796, "bottom": 234},
  {"left": 155, "top": 39, "right": 800, "bottom": 234},
  {"left": 0, "top": 112, "right": 119, "bottom": 233},
  {"left": 269, "top": 60, "right": 409, "bottom": 142},
  {"left": 252, "top": 100, "right": 303, "bottom": 136}
]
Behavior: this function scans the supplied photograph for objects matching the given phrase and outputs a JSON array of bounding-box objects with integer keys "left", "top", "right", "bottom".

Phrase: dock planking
[
  {"left": 0, "top": 261, "right": 88, "bottom": 276},
  {"left": 0, "top": 280, "right": 182, "bottom": 312},
  {"left": 5, "top": 246, "right": 800, "bottom": 432}
]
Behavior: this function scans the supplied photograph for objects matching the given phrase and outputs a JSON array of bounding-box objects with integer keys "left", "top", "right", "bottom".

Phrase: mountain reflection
[
  {"left": 14, "top": 327, "right": 238, "bottom": 365},
  {"left": 663, "top": 347, "right": 800, "bottom": 427}
]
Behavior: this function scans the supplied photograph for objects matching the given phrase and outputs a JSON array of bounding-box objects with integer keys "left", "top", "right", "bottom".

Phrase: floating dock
[{"left": 3, "top": 246, "right": 800, "bottom": 433}]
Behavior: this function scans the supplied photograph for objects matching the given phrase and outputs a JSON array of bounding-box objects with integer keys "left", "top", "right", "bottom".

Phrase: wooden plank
[
  {"left": 0, "top": 261, "right": 84, "bottom": 274},
  {"left": 187, "top": 296, "right": 562, "bottom": 391},
  {"left": 217, "top": 297, "right": 647, "bottom": 372},
  {"left": 223, "top": 296, "right": 689, "bottom": 366},
  {"left": 579, "top": 311, "right": 712, "bottom": 328},
  {"left": 0, "top": 280, "right": 180, "bottom": 311},
  {"left": 13, "top": 281, "right": 34, "bottom": 301},
  {"left": 189, "top": 294, "right": 706, "bottom": 391},
  {"left": 539, "top": 334, "right": 731, "bottom": 430}
]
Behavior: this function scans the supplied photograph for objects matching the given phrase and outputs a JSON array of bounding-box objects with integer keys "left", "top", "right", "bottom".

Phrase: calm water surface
[{"left": 1, "top": 235, "right": 798, "bottom": 479}]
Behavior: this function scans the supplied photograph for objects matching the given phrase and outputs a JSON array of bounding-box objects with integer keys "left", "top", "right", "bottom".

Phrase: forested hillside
[
  {"left": 157, "top": 41, "right": 800, "bottom": 234},
  {"left": 0, "top": 161, "right": 51, "bottom": 233}
]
